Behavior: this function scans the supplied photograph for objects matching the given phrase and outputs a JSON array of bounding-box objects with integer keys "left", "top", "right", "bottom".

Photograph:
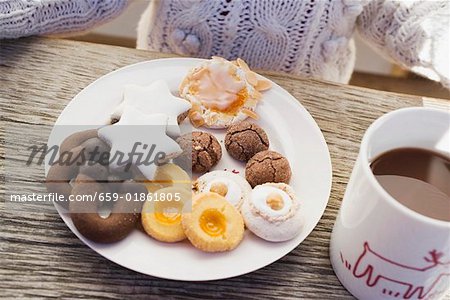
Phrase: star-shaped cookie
[
  {"left": 111, "top": 80, "right": 191, "bottom": 137},
  {"left": 99, "top": 105, "right": 182, "bottom": 180}
]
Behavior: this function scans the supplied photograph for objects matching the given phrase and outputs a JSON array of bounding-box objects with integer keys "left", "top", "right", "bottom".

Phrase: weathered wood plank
[{"left": 0, "top": 37, "right": 447, "bottom": 299}]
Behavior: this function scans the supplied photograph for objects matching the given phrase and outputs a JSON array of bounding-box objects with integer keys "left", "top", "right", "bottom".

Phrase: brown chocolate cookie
[
  {"left": 46, "top": 129, "right": 111, "bottom": 206},
  {"left": 70, "top": 175, "right": 145, "bottom": 243},
  {"left": 245, "top": 150, "right": 291, "bottom": 187},
  {"left": 225, "top": 121, "right": 269, "bottom": 162},
  {"left": 175, "top": 131, "right": 222, "bottom": 173}
]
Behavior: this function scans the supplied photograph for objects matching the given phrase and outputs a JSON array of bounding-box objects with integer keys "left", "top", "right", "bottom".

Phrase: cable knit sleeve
[
  {"left": 0, "top": 0, "right": 128, "bottom": 39},
  {"left": 357, "top": 0, "right": 450, "bottom": 88}
]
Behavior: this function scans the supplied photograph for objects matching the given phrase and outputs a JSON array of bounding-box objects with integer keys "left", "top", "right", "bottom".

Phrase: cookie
[
  {"left": 193, "top": 170, "right": 252, "bottom": 210},
  {"left": 179, "top": 57, "right": 271, "bottom": 128},
  {"left": 152, "top": 163, "right": 191, "bottom": 189},
  {"left": 225, "top": 121, "right": 269, "bottom": 162},
  {"left": 141, "top": 187, "right": 191, "bottom": 243},
  {"left": 241, "top": 183, "right": 303, "bottom": 242},
  {"left": 182, "top": 192, "right": 244, "bottom": 252},
  {"left": 46, "top": 129, "right": 111, "bottom": 207},
  {"left": 70, "top": 175, "right": 145, "bottom": 243},
  {"left": 99, "top": 106, "right": 182, "bottom": 180},
  {"left": 245, "top": 150, "right": 291, "bottom": 187},
  {"left": 110, "top": 80, "right": 191, "bottom": 137},
  {"left": 175, "top": 131, "right": 222, "bottom": 173}
]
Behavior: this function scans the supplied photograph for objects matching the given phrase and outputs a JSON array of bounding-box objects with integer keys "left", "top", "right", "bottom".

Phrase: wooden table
[{"left": 1, "top": 38, "right": 448, "bottom": 299}]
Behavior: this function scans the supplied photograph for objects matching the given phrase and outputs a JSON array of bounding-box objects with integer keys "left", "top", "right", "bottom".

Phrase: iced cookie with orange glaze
[
  {"left": 141, "top": 187, "right": 192, "bottom": 243},
  {"left": 241, "top": 183, "right": 303, "bottom": 242},
  {"left": 179, "top": 57, "right": 271, "bottom": 128},
  {"left": 182, "top": 192, "right": 244, "bottom": 252}
]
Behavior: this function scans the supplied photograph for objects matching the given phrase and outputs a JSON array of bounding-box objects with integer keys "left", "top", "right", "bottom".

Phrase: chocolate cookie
[
  {"left": 225, "top": 121, "right": 269, "bottom": 162},
  {"left": 245, "top": 150, "right": 291, "bottom": 187},
  {"left": 175, "top": 131, "right": 222, "bottom": 173},
  {"left": 70, "top": 175, "right": 145, "bottom": 243},
  {"left": 46, "top": 129, "right": 111, "bottom": 206}
]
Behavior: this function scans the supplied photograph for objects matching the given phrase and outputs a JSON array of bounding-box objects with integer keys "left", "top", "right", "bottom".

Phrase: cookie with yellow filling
[
  {"left": 179, "top": 57, "right": 271, "bottom": 128},
  {"left": 153, "top": 163, "right": 191, "bottom": 189},
  {"left": 141, "top": 187, "right": 192, "bottom": 243},
  {"left": 142, "top": 163, "right": 191, "bottom": 193},
  {"left": 182, "top": 192, "right": 244, "bottom": 252}
]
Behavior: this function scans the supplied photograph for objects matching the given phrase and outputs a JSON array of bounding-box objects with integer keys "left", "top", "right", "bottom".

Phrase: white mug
[{"left": 330, "top": 107, "right": 450, "bottom": 300}]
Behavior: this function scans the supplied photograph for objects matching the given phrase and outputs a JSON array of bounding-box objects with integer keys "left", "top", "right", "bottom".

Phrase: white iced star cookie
[
  {"left": 111, "top": 80, "right": 191, "bottom": 137},
  {"left": 99, "top": 105, "right": 182, "bottom": 180}
]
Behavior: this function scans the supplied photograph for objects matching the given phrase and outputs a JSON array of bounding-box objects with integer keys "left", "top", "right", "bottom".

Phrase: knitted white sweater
[
  {"left": 2, "top": 0, "right": 449, "bottom": 87},
  {"left": 0, "top": 0, "right": 127, "bottom": 37}
]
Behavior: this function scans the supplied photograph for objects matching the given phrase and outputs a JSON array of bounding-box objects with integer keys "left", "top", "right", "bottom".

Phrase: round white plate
[{"left": 46, "top": 58, "right": 332, "bottom": 281}]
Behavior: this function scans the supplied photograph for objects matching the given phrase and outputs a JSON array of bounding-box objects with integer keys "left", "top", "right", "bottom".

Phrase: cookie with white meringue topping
[
  {"left": 193, "top": 170, "right": 252, "bottom": 210},
  {"left": 241, "top": 182, "right": 303, "bottom": 242}
]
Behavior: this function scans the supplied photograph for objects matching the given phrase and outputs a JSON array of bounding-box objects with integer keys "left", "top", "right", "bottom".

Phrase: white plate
[{"left": 46, "top": 58, "right": 332, "bottom": 281}]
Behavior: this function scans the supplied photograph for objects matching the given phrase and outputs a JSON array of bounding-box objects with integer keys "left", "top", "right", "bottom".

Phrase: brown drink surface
[{"left": 370, "top": 148, "right": 450, "bottom": 222}]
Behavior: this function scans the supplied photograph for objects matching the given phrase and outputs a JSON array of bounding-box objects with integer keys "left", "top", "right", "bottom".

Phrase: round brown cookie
[
  {"left": 175, "top": 131, "right": 222, "bottom": 173},
  {"left": 46, "top": 129, "right": 111, "bottom": 206},
  {"left": 70, "top": 175, "right": 145, "bottom": 243},
  {"left": 225, "top": 121, "right": 269, "bottom": 162},
  {"left": 245, "top": 150, "right": 291, "bottom": 187}
]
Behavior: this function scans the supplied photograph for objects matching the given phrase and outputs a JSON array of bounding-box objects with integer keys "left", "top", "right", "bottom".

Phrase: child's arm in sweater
[
  {"left": 357, "top": 0, "right": 450, "bottom": 88},
  {"left": 0, "top": 0, "right": 127, "bottom": 39}
]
